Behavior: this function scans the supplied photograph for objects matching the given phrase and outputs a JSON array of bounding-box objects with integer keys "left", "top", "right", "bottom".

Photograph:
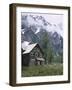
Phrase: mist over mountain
[{"left": 21, "top": 14, "right": 63, "bottom": 63}]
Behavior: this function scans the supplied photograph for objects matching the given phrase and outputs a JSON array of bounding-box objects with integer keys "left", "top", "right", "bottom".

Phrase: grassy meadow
[{"left": 22, "top": 64, "right": 63, "bottom": 77}]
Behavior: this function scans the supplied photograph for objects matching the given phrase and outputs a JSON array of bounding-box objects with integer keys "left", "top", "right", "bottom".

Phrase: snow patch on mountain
[{"left": 35, "top": 27, "right": 40, "bottom": 34}]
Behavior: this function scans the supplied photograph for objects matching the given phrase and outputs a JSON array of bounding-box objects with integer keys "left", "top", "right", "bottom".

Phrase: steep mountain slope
[{"left": 21, "top": 14, "right": 63, "bottom": 63}]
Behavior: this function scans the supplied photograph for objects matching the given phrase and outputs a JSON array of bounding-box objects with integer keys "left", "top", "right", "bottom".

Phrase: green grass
[{"left": 22, "top": 63, "right": 63, "bottom": 77}]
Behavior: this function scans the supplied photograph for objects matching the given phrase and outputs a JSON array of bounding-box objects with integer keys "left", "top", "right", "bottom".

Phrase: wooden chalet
[{"left": 21, "top": 43, "right": 45, "bottom": 66}]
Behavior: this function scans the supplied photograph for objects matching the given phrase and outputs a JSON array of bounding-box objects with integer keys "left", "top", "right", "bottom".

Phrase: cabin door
[{"left": 37, "top": 61, "right": 40, "bottom": 65}]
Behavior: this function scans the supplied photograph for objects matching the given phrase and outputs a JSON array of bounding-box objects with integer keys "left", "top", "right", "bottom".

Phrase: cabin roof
[
  {"left": 21, "top": 41, "right": 30, "bottom": 50},
  {"left": 22, "top": 43, "right": 37, "bottom": 54}
]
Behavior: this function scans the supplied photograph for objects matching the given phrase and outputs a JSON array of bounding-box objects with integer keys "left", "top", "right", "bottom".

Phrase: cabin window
[
  {"left": 30, "top": 52, "right": 34, "bottom": 56},
  {"left": 35, "top": 52, "right": 38, "bottom": 57}
]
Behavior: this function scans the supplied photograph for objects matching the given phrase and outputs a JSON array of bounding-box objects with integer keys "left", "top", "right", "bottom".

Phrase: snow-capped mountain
[
  {"left": 21, "top": 15, "right": 63, "bottom": 37},
  {"left": 21, "top": 15, "right": 63, "bottom": 56}
]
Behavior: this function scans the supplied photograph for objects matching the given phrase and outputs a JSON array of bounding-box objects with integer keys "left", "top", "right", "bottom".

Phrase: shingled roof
[{"left": 22, "top": 43, "right": 37, "bottom": 54}]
